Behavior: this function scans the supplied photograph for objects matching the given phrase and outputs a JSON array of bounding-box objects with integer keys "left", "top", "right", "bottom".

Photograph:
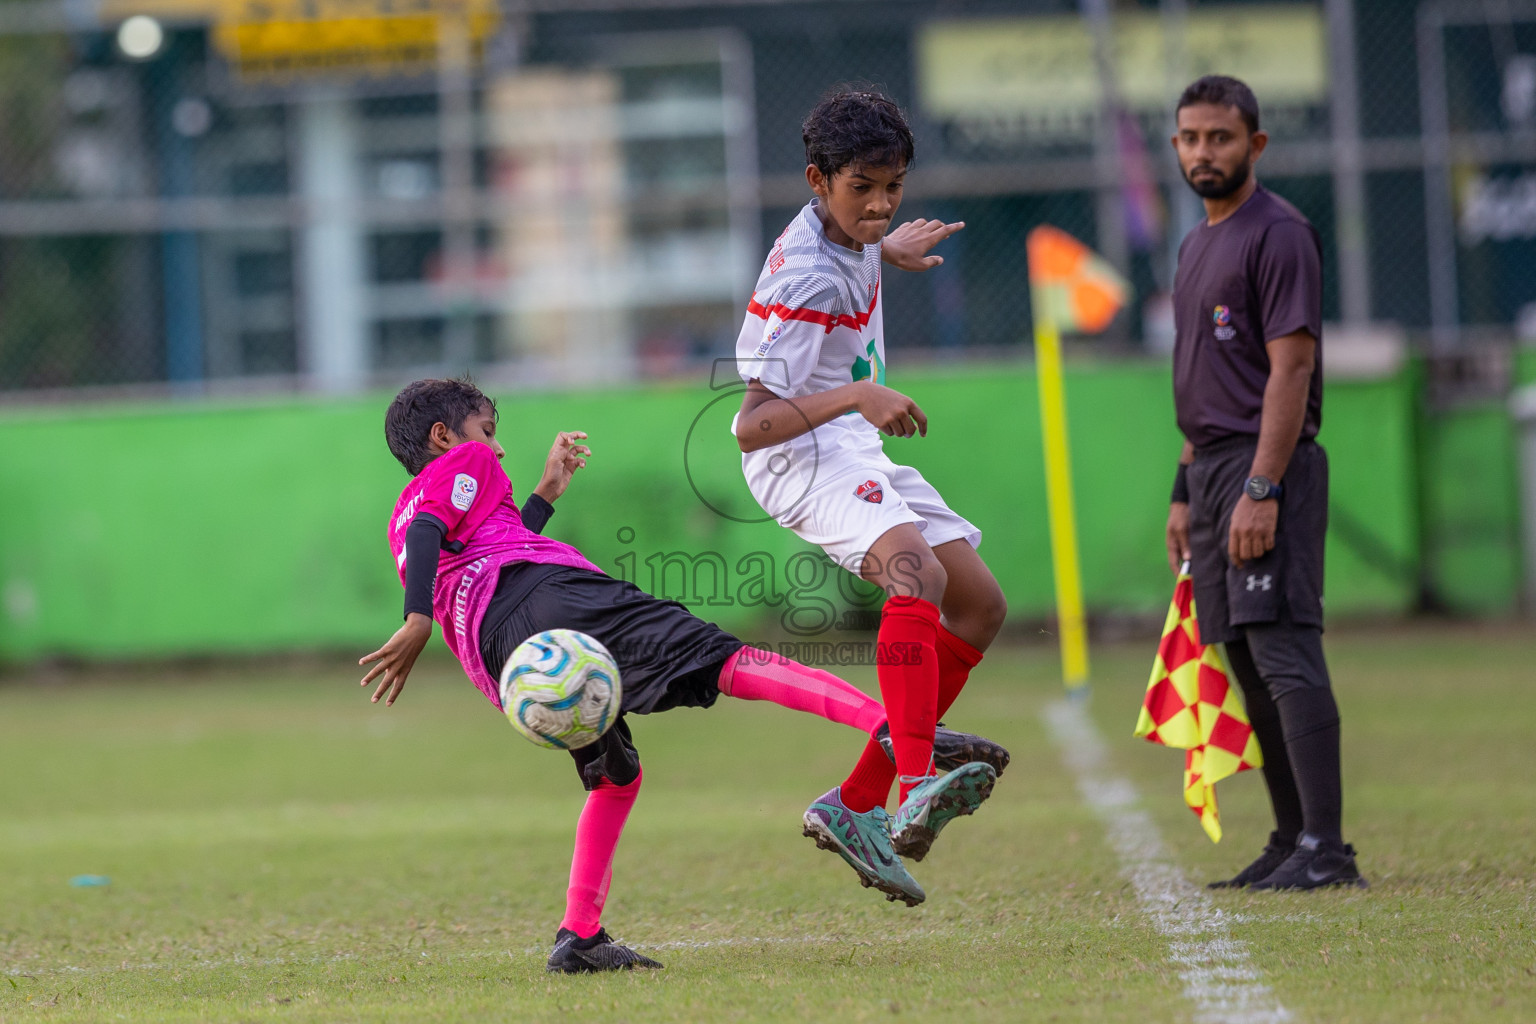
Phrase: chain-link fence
[{"left": 0, "top": 0, "right": 1533, "bottom": 398}]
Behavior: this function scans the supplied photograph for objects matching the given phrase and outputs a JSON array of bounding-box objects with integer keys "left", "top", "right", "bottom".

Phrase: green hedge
[{"left": 0, "top": 361, "right": 1424, "bottom": 660}]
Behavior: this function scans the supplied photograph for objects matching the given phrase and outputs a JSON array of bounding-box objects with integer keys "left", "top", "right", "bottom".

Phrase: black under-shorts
[
  {"left": 1186, "top": 437, "right": 1328, "bottom": 644},
  {"left": 478, "top": 566, "right": 745, "bottom": 718}
]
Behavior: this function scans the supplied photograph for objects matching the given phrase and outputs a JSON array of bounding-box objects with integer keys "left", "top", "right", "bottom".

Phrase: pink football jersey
[{"left": 387, "top": 441, "right": 601, "bottom": 708}]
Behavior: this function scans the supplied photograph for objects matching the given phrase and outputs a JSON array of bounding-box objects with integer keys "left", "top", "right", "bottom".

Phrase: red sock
[
  {"left": 840, "top": 623, "right": 985, "bottom": 812},
  {"left": 839, "top": 738, "right": 897, "bottom": 814},
  {"left": 871, "top": 596, "right": 941, "bottom": 804},
  {"left": 560, "top": 770, "right": 641, "bottom": 938},
  {"left": 935, "top": 625, "right": 984, "bottom": 714}
]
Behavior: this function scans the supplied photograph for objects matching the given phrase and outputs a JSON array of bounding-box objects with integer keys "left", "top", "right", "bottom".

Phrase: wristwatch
[{"left": 1244, "top": 475, "right": 1282, "bottom": 501}]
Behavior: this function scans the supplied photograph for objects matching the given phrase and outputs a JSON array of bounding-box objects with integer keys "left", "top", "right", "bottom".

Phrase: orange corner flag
[
  {"left": 1026, "top": 225, "right": 1128, "bottom": 334},
  {"left": 1134, "top": 566, "right": 1263, "bottom": 842}
]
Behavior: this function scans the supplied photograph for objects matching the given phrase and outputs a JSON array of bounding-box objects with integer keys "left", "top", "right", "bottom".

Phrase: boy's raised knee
[{"left": 983, "top": 591, "right": 1008, "bottom": 637}]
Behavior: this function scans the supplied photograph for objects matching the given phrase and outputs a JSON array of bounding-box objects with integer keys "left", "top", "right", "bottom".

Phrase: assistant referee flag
[
  {"left": 1025, "top": 225, "right": 1127, "bottom": 334},
  {"left": 1134, "top": 565, "right": 1263, "bottom": 842}
]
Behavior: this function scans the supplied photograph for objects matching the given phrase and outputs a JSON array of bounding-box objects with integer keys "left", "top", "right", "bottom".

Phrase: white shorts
[{"left": 749, "top": 442, "right": 982, "bottom": 566}]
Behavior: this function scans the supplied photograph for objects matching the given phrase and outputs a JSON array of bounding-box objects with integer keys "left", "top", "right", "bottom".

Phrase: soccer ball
[{"left": 499, "top": 629, "right": 621, "bottom": 750}]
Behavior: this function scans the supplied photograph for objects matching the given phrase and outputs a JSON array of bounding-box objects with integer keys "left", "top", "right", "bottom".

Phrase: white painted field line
[
  {"left": 1044, "top": 700, "right": 1292, "bottom": 1024},
  {"left": 641, "top": 930, "right": 947, "bottom": 952},
  {"left": 2, "top": 930, "right": 953, "bottom": 979}
]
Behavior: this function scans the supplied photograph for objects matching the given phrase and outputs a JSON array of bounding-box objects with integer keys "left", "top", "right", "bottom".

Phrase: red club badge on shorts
[{"left": 854, "top": 479, "right": 884, "bottom": 504}]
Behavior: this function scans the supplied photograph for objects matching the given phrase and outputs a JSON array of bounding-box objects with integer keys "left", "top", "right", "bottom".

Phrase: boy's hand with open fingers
[
  {"left": 881, "top": 218, "right": 965, "bottom": 272},
  {"left": 533, "top": 430, "right": 590, "bottom": 504},
  {"left": 359, "top": 613, "right": 432, "bottom": 707}
]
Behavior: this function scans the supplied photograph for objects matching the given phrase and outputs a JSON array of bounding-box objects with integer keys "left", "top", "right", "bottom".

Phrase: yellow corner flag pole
[
  {"left": 1026, "top": 225, "right": 1129, "bottom": 693},
  {"left": 1034, "top": 314, "right": 1090, "bottom": 693}
]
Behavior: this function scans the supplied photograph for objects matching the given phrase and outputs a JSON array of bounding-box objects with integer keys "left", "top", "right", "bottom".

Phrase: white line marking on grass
[
  {"left": 640, "top": 928, "right": 954, "bottom": 952},
  {"left": 3, "top": 931, "right": 949, "bottom": 979},
  {"left": 1044, "top": 700, "right": 1291, "bottom": 1024},
  {"left": 642, "top": 935, "right": 848, "bottom": 951}
]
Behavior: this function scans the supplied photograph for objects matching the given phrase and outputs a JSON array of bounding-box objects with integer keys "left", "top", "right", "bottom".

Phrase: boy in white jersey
[{"left": 734, "top": 91, "right": 1011, "bottom": 876}]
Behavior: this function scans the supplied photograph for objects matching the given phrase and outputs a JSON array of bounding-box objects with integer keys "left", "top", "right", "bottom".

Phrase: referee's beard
[{"left": 1183, "top": 157, "right": 1252, "bottom": 200}]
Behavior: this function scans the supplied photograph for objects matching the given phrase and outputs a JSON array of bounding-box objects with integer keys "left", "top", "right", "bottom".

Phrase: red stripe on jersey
[{"left": 746, "top": 280, "right": 880, "bottom": 335}]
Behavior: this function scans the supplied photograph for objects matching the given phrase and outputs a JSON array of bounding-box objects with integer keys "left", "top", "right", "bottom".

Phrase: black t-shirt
[{"left": 1172, "top": 185, "right": 1324, "bottom": 449}]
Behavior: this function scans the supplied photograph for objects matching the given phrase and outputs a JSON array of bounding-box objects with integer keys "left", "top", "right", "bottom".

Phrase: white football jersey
[{"left": 733, "top": 200, "right": 887, "bottom": 514}]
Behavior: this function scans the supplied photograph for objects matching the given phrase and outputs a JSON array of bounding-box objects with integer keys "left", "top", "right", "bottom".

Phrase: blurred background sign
[
  {"left": 210, "top": 0, "right": 501, "bottom": 80},
  {"left": 917, "top": 6, "right": 1327, "bottom": 150}
]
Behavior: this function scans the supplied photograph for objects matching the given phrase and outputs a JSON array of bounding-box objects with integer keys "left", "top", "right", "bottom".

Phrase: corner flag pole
[
  {"left": 1026, "top": 225, "right": 1127, "bottom": 694},
  {"left": 1033, "top": 313, "right": 1091, "bottom": 693}
]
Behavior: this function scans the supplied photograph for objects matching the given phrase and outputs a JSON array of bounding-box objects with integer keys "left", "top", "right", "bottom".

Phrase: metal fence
[{"left": 0, "top": 0, "right": 1532, "bottom": 398}]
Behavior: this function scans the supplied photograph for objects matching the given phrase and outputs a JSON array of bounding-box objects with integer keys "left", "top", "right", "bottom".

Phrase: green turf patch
[{"left": 2, "top": 628, "right": 1533, "bottom": 1022}]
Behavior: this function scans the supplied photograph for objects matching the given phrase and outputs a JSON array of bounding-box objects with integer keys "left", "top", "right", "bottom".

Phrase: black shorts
[
  {"left": 478, "top": 567, "right": 744, "bottom": 717},
  {"left": 1186, "top": 437, "right": 1328, "bottom": 644},
  {"left": 569, "top": 715, "right": 642, "bottom": 792}
]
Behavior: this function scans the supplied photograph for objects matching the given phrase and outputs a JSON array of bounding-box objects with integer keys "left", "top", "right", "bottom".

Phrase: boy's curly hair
[
  {"left": 802, "top": 89, "right": 915, "bottom": 180},
  {"left": 385, "top": 377, "right": 498, "bottom": 476}
]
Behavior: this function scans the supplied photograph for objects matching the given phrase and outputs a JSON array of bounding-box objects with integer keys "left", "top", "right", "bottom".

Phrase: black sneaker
[
  {"left": 876, "top": 722, "right": 1011, "bottom": 777},
  {"left": 546, "top": 927, "right": 664, "bottom": 974},
  {"left": 1207, "top": 831, "right": 1296, "bottom": 890},
  {"left": 1248, "top": 832, "right": 1369, "bottom": 891}
]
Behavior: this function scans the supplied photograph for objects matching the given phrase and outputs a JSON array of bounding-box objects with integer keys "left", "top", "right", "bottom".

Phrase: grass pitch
[{"left": 2, "top": 625, "right": 1534, "bottom": 1023}]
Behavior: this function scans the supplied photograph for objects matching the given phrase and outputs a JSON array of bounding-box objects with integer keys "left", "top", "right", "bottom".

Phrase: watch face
[{"left": 1246, "top": 476, "right": 1272, "bottom": 500}]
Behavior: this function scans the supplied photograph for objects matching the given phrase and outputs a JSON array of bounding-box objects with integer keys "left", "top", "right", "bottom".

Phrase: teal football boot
[
  {"left": 889, "top": 762, "right": 997, "bottom": 862},
  {"left": 802, "top": 787, "right": 925, "bottom": 906}
]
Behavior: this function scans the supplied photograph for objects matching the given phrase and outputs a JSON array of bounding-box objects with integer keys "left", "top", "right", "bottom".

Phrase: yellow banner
[
  {"left": 208, "top": 0, "right": 499, "bottom": 79},
  {"left": 919, "top": 4, "right": 1326, "bottom": 120}
]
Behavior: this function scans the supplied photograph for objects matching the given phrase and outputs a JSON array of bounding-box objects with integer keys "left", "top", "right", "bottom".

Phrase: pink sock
[
  {"left": 717, "top": 648, "right": 885, "bottom": 736},
  {"left": 560, "top": 769, "right": 642, "bottom": 938}
]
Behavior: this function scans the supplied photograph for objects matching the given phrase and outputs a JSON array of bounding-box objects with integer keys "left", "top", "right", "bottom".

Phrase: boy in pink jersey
[
  {"left": 360, "top": 378, "right": 1003, "bottom": 973},
  {"left": 733, "top": 91, "right": 1012, "bottom": 873}
]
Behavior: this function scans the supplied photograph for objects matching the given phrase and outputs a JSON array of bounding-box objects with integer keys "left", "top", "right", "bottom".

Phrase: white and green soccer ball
[{"left": 499, "top": 629, "right": 621, "bottom": 750}]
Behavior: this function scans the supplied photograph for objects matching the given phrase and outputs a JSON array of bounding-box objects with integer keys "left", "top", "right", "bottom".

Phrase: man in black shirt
[{"left": 1165, "top": 76, "right": 1366, "bottom": 890}]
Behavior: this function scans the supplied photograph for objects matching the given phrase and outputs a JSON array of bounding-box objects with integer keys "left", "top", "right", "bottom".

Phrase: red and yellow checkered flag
[{"left": 1134, "top": 564, "right": 1263, "bottom": 842}]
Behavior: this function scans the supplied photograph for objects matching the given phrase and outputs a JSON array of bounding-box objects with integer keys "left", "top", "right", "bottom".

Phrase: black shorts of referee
[{"left": 1186, "top": 435, "right": 1327, "bottom": 654}]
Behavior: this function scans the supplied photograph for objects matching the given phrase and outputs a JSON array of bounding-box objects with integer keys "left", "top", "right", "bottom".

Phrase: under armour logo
[{"left": 1246, "top": 574, "right": 1273, "bottom": 592}]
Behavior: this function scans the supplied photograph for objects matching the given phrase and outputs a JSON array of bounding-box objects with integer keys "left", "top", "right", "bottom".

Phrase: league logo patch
[
  {"left": 854, "top": 479, "right": 884, "bottom": 504},
  {"left": 451, "top": 473, "right": 478, "bottom": 511},
  {"left": 755, "top": 316, "right": 785, "bottom": 358},
  {"left": 1212, "top": 304, "right": 1237, "bottom": 340}
]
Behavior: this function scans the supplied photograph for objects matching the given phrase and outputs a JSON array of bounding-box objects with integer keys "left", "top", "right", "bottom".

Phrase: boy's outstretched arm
[
  {"left": 531, "top": 430, "right": 590, "bottom": 504},
  {"left": 360, "top": 613, "right": 431, "bottom": 706},
  {"left": 881, "top": 218, "right": 964, "bottom": 272},
  {"left": 736, "top": 379, "right": 926, "bottom": 453},
  {"left": 361, "top": 512, "right": 445, "bottom": 706}
]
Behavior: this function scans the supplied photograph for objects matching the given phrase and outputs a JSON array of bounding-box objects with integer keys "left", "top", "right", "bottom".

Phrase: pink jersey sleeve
[{"left": 415, "top": 442, "right": 512, "bottom": 544}]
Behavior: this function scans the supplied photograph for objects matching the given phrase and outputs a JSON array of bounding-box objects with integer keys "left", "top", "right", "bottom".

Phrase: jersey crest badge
[
  {"left": 451, "top": 473, "right": 478, "bottom": 511},
  {"left": 854, "top": 479, "right": 884, "bottom": 504},
  {"left": 1212, "top": 305, "right": 1237, "bottom": 340}
]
